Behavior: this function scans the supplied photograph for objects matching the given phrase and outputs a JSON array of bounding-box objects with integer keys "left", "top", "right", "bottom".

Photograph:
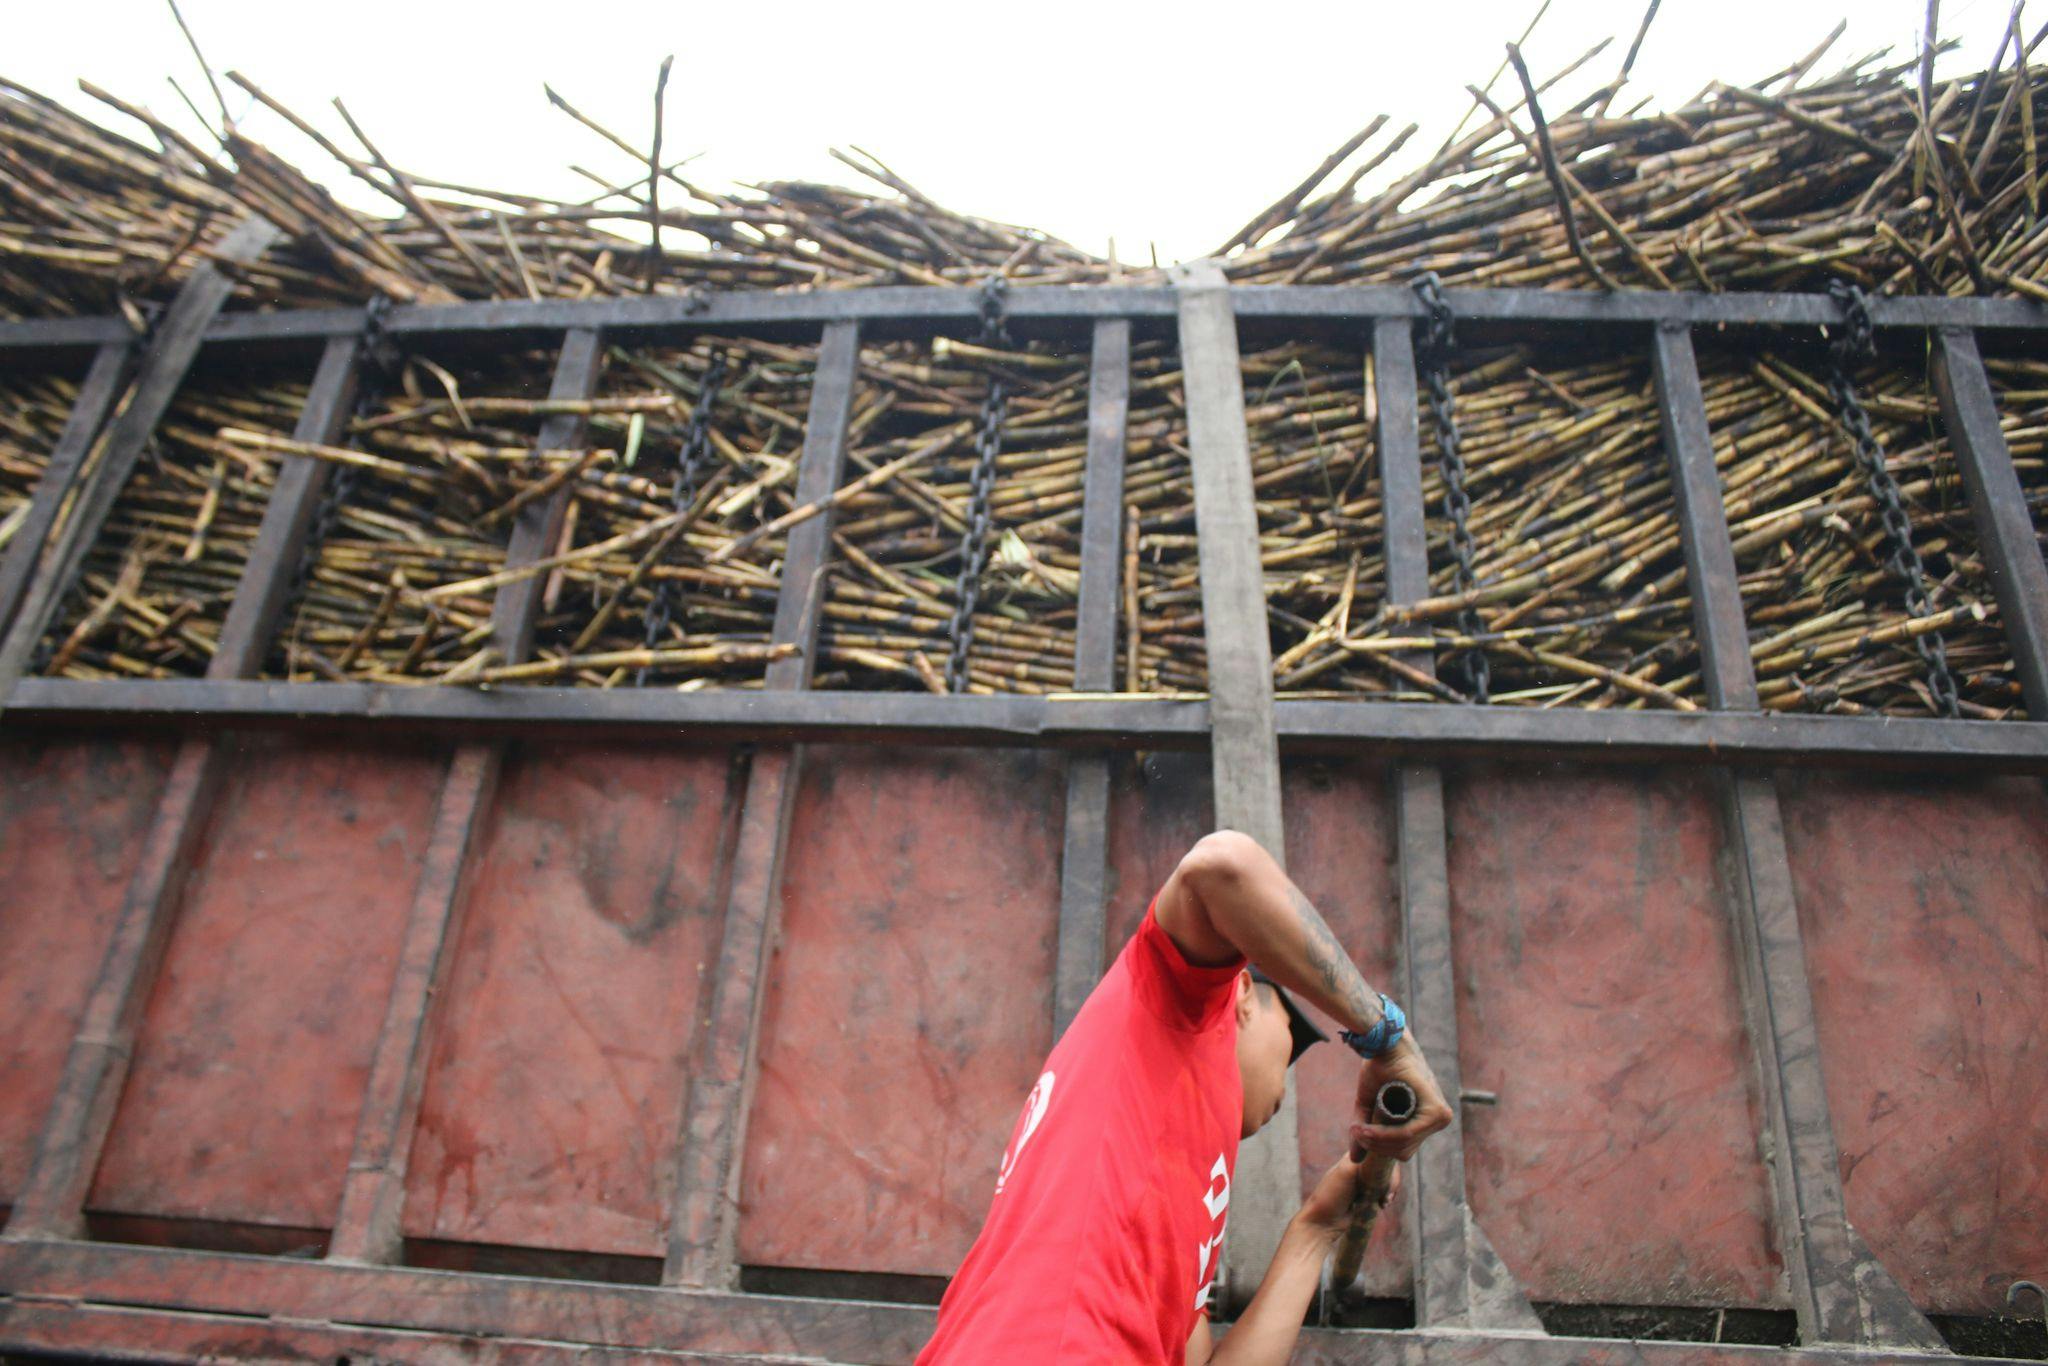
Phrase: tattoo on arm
[{"left": 1287, "top": 884, "right": 1381, "bottom": 1030}]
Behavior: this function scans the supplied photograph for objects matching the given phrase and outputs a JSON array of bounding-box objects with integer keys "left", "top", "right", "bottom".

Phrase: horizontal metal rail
[
  {"left": 0, "top": 1237, "right": 2002, "bottom": 1364},
  {"left": 1, "top": 281, "right": 2042, "bottom": 777},
  {"left": 7, "top": 284, "right": 2048, "bottom": 354},
  {"left": 10, "top": 678, "right": 2048, "bottom": 770}
]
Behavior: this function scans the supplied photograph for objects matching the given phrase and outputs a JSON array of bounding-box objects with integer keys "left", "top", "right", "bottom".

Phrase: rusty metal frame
[
  {"left": 1373, "top": 316, "right": 1546, "bottom": 1334},
  {"left": 0, "top": 1236, "right": 2025, "bottom": 1364},
  {"left": 5, "top": 262, "right": 2045, "bottom": 1362}
]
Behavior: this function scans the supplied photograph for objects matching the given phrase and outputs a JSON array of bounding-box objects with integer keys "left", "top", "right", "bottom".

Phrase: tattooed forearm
[{"left": 1286, "top": 883, "right": 1383, "bottom": 1031}]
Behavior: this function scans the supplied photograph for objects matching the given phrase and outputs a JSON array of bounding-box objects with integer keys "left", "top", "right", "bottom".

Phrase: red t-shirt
[{"left": 916, "top": 897, "right": 1246, "bottom": 1364}]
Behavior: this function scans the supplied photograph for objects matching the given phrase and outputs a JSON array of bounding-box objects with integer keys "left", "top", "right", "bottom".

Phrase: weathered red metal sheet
[
  {"left": 1776, "top": 770, "right": 2048, "bottom": 1317},
  {"left": 737, "top": 745, "right": 1065, "bottom": 1276},
  {"left": 402, "top": 743, "right": 742, "bottom": 1258},
  {"left": 1105, "top": 755, "right": 1409, "bottom": 1293},
  {"left": 85, "top": 736, "right": 443, "bottom": 1232},
  {"left": 1105, "top": 751, "right": 1216, "bottom": 950},
  {"left": 1445, "top": 763, "right": 1783, "bottom": 1308},
  {"left": 0, "top": 734, "right": 174, "bottom": 1209},
  {"left": 1282, "top": 758, "right": 1407, "bottom": 1297}
]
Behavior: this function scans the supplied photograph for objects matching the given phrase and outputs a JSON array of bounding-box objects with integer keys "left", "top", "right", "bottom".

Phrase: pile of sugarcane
[
  {"left": 1985, "top": 353, "right": 2048, "bottom": 566},
  {"left": 1, "top": 372, "right": 78, "bottom": 543},
  {"left": 1700, "top": 348, "right": 2018, "bottom": 717},
  {"left": 14, "top": 16, "right": 2048, "bottom": 316},
  {"left": 7, "top": 12, "right": 2048, "bottom": 711},
  {"left": 1223, "top": 26, "right": 2048, "bottom": 301},
  {"left": 39, "top": 372, "right": 300, "bottom": 677},
  {"left": 0, "top": 73, "right": 1101, "bottom": 321}
]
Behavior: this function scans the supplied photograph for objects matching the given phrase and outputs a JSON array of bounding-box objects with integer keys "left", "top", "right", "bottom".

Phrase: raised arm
[{"left": 1156, "top": 829, "right": 1450, "bottom": 1160}]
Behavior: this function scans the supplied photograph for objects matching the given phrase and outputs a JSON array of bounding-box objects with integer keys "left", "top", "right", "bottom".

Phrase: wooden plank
[
  {"left": 1719, "top": 772, "right": 1948, "bottom": 1350},
  {"left": 764, "top": 321, "right": 862, "bottom": 690},
  {"left": 0, "top": 1237, "right": 1999, "bottom": 1364},
  {"left": 1171, "top": 258, "right": 1296, "bottom": 1313},
  {"left": 1652, "top": 322, "right": 1760, "bottom": 712},
  {"left": 0, "top": 216, "right": 280, "bottom": 715},
  {"left": 0, "top": 221, "right": 285, "bottom": 1241},
  {"left": 325, "top": 744, "right": 499, "bottom": 1264},
  {"left": 1371, "top": 317, "right": 1542, "bottom": 1332},
  {"left": 12, "top": 677, "right": 2048, "bottom": 770},
  {"left": 1073, "top": 319, "right": 1132, "bottom": 691},
  {"left": 1649, "top": 325, "right": 1944, "bottom": 1346},
  {"left": 490, "top": 327, "right": 606, "bottom": 665},
  {"left": 326, "top": 327, "right": 606, "bottom": 1265},
  {"left": 1054, "top": 319, "right": 1131, "bottom": 1037},
  {"left": 0, "top": 341, "right": 132, "bottom": 646},
  {"left": 206, "top": 333, "right": 362, "bottom": 679},
  {"left": 0, "top": 1300, "right": 828, "bottom": 1366},
  {"left": 1930, "top": 326, "right": 2048, "bottom": 717},
  {"left": 0, "top": 737, "right": 218, "bottom": 1239},
  {"left": 69, "top": 278, "right": 2048, "bottom": 350},
  {"left": 664, "top": 321, "right": 861, "bottom": 1288},
  {"left": 0, "top": 736, "right": 177, "bottom": 1206}
]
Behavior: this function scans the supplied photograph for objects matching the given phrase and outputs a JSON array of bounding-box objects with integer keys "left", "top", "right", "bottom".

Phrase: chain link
[
  {"left": 1823, "top": 281, "right": 1961, "bottom": 718},
  {"left": 637, "top": 351, "right": 729, "bottom": 684},
  {"left": 282, "top": 296, "right": 402, "bottom": 631},
  {"left": 1411, "top": 272, "right": 1489, "bottom": 703},
  {"left": 944, "top": 276, "right": 1011, "bottom": 693}
]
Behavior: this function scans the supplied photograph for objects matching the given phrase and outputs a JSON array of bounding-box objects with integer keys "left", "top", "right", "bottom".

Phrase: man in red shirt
[{"left": 918, "top": 829, "right": 1453, "bottom": 1364}]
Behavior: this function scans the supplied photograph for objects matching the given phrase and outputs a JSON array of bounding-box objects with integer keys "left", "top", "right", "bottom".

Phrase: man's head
[{"left": 1233, "top": 968, "right": 1326, "bottom": 1138}]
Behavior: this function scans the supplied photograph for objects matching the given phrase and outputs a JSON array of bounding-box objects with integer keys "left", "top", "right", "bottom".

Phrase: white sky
[{"left": 8, "top": 1, "right": 2027, "bottom": 266}]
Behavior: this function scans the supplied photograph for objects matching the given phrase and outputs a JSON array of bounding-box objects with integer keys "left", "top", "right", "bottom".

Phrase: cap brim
[{"left": 1248, "top": 965, "right": 1329, "bottom": 1064}]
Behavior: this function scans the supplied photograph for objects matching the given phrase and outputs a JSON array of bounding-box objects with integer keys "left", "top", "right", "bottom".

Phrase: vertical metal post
[
  {"left": 1929, "top": 326, "right": 2048, "bottom": 717},
  {"left": 0, "top": 216, "right": 281, "bottom": 716},
  {"left": 1653, "top": 321, "right": 1946, "bottom": 1352},
  {"left": 0, "top": 313, "right": 353, "bottom": 1244},
  {"left": 1372, "top": 317, "right": 1543, "bottom": 1333},
  {"left": 1171, "top": 259, "right": 1295, "bottom": 1313},
  {"left": 664, "top": 319, "right": 861, "bottom": 1288},
  {"left": 0, "top": 341, "right": 133, "bottom": 649},
  {"left": 1053, "top": 319, "right": 1131, "bottom": 1039},
  {"left": 328, "top": 327, "right": 605, "bottom": 1265}
]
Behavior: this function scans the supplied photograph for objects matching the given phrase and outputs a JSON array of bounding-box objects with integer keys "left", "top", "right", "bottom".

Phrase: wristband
[{"left": 1339, "top": 994, "right": 1406, "bottom": 1059}]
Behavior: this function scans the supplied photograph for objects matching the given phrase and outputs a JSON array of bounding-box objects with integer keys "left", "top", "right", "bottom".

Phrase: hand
[
  {"left": 1296, "top": 1152, "right": 1403, "bottom": 1243},
  {"left": 1350, "top": 1036, "right": 1452, "bottom": 1162}
]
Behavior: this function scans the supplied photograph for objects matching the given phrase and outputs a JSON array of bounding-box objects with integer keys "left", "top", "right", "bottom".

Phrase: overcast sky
[{"left": 8, "top": 1, "right": 2026, "bottom": 265}]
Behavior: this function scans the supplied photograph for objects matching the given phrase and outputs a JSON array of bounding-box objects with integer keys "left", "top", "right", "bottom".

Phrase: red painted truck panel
[
  {"left": 402, "top": 744, "right": 742, "bottom": 1257},
  {"left": 1281, "top": 758, "right": 1407, "bottom": 1298},
  {"left": 1446, "top": 763, "right": 1783, "bottom": 1308},
  {"left": 1777, "top": 771, "right": 2048, "bottom": 1317},
  {"left": 85, "top": 736, "right": 443, "bottom": 1232},
  {"left": 0, "top": 735, "right": 174, "bottom": 1209},
  {"left": 1107, "top": 754, "right": 1409, "bottom": 1295},
  {"left": 738, "top": 745, "right": 1065, "bottom": 1276}
]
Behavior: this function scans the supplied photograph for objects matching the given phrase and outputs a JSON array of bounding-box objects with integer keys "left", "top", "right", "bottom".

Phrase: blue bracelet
[{"left": 1340, "top": 994, "right": 1407, "bottom": 1059}]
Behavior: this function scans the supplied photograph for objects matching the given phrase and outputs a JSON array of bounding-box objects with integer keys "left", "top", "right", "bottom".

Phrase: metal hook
[{"left": 2009, "top": 1279, "right": 2046, "bottom": 1333}]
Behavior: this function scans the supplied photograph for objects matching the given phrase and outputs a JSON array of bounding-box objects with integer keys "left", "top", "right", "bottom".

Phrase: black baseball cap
[{"left": 1248, "top": 965, "right": 1329, "bottom": 1064}]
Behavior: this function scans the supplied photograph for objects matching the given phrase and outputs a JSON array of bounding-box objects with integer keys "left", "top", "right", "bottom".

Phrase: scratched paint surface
[
  {"left": 1777, "top": 770, "right": 2048, "bottom": 1316},
  {"left": 0, "top": 734, "right": 174, "bottom": 1206},
  {"left": 738, "top": 745, "right": 1064, "bottom": 1275},
  {"left": 87, "top": 735, "right": 441, "bottom": 1231},
  {"left": 1281, "top": 759, "right": 1407, "bottom": 1298},
  {"left": 1446, "top": 763, "right": 1782, "bottom": 1307},
  {"left": 1106, "top": 754, "right": 1409, "bottom": 1294},
  {"left": 1104, "top": 750, "right": 1216, "bottom": 951},
  {"left": 403, "top": 744, "right": 741, "bottom": 1256}
]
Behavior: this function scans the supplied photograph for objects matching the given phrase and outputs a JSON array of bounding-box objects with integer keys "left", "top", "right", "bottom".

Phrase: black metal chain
[
  {"left": 1823, "top": 280, "right": 1961, "bottom": 718},
  {"left": 944, "top": 276, "right": 1010, "bottom": 693},
  {"left": 637, "top": 351, "right": 729, "bottom": 684},
  {"left": 1411, "top": 272, "right": 1489, "bottom": 703}
]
